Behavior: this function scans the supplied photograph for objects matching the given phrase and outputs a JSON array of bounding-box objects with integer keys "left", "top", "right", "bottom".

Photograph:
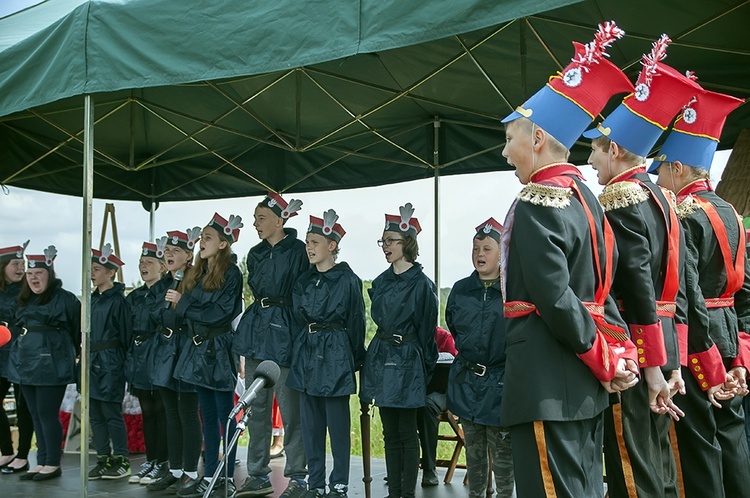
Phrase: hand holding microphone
[
  {"left": 164, "top": 270, "right": 184, "bottom": 309},
  {"left": 229, "top": 360, "right": 280, "bottom": 418}
]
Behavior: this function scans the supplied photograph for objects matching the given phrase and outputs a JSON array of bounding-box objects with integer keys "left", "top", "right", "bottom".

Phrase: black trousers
[
  {"left": 0, "top": 377, "right": 33, "bottom": 459},
  {"left": 603, "top": 381, "right": 677, "bottom": 498},
  {"left": 20, "top": 384, "right": 66, "bottom": 467},
  {"left": 299, "top": 393, "right": 350, "bottom": 490},
  {"left": 416, "top": 392, "right": 443, "bottom": 473},
  {"left": 380, "top": 407, "right": 420, "bottom": 498},
  {"left": 133, "top": 388, "right": 168, "bottom": 463},
  {"left": 159, "top": 387, "right": 201, "bottom": 472},
  {"left": 90, "top": 398, "right": 129, "bottom": 457},
  {"left": 510, "top": 416, "right": 604, "bottom": 498}
]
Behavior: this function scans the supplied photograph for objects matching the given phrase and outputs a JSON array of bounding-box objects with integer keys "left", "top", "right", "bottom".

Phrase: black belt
[
  {"left": 375, "top": 330, "right": 417, "bottom": 346},
  {"left": 133, "top": 331, "right": 157, "bottom": 346},
  {"left": 258, "top": 297, "right": 292, "bottom": 308},
  {"left": 192, "top": 327, "right": 231, "bottom": 346},
  {"left": 91, "top": 340, "right": 121, "bottom": 352},
  {"left": 20, "top": 326, "right": 61, "bottom": 335},
  {"left": 307, "top": 321, "right": 345, "bottom": 333},
  {"left": 160, "top": 325, "right": 187, "bottom": 339},
  {"left": 457, "top": 353, "right": 501, "bottom": 377}
]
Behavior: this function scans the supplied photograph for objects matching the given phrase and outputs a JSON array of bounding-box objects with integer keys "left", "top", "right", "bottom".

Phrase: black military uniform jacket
[
  {"left": 500, "top": 164, "right": 631, "bottom": 427},
  {"left": 600, "top": 168, "right": 680, "bottom": 371},
  {"left": 0, "top": 282, "right": 20, "bottom": 379},
  {"left": 125, "top": 282, "right": 166, "bottom": 391},
  {"left": 445, "top": 271, "right": 507, "bottom": 427},
  {"left": 89, "top": 282, "right": 131, "bottom": 402},
  {"left": 8, "top": 279, "right": 81, "bottom": 386},
  {"left": 676, "top": 180, "right": 750, "bottom": 388},
  {"left": 360, "top": 262, "right": 438, "bottom": 409},
  {"left": 287, "top": 262, "right": 366, "bottom": 397},
  {"left": 173, "top": 264, "right": 243, "bottom": 391},
  {"left": 233, "top": 228, "right": 309, "bottom": 367}
]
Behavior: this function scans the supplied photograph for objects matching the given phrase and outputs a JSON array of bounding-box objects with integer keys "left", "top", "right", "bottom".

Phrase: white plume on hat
[
  {"left": 282, "top": 198, "right": 303, "bottom": 219},
  {"left": 399, "top": 203, "right": 415, "bottom": 232}
]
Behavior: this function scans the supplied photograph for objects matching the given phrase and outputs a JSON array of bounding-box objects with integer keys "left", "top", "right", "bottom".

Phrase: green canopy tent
[{"left": 1, "top": 0, "right": 749, "bottom": 494}]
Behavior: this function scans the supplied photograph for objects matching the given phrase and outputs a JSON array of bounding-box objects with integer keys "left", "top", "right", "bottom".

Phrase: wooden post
[{"left": 98, "top": 203, "right": 124, "bottom": 282}]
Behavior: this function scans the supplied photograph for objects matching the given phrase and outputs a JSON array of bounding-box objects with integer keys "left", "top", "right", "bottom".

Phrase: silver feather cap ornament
[
  {"left": 322, "top": 209, "right": 339, "bottom": 235},
  {"left": 186, "top": 227, "right": 202, "bottom": 249},
  {"left": 99, "top": 243, "right": 113, "bottom": 264},
  {"left": 399, "top": 203, "right": 415, "bottom": 232},
  {"left": 43, "top": 245, "right": 57, "bottom": 266},
  {"left": 282, "top": 198, "right": 303, "bottom": 219},
  {"left": 155, "top": 236, "right": 168, "bottom": 258}
]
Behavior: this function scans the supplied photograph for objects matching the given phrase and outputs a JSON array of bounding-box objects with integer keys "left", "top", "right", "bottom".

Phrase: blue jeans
[{"left": 196, "top": 386, "right": 237, "bottom": 478}]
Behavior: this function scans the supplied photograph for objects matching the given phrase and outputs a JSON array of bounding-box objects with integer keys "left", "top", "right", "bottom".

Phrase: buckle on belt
[
  {"left": 307, "top": 322, "right": 317, "bottom": 334},
  {"left": 474, "top": 363, "right": 487, "bottom": 376},
  {"left": 20, "top": 327, "right": 27, "bottom": 336},
  {"left": 392, "top": 334, "right": 403, "bottom": 345},
  {"left": 260, "top": 297, "right": 270, "bottom": 309},
  {"left": 192, "top": 335, "right": 204, "bottom": 346},
  {"left": 134, "top": 338, "right": 143, "bottom": 346},
  {"left": 163, "top": 327, "right": 174, "bottom": 339}
]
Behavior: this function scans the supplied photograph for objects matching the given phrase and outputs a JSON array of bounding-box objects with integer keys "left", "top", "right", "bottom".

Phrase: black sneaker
[
  {"left": 210, "top": 477, "right": 237, "bottom": 497},
  {"left": 88, "top": 456, "right": 111, "bottom": 480},
  {"left": 236, "top": 475, "right": 273, "bottom": 497},
  {"left": 303, "top": 487, "right": 326, "bottom": 498},
  {"left": 101, "top": 456, "right": 131, "bottom": 480},
  {"left": 130, "top": 460, "right": 155, "bottom": 484},
  {"left": 179, "top": 477, "right": 210, "bottom": 498},
  {"left": 328, "top": 484, "right": 349, "bottom": 498},
  {"left": 279, "top": 479, "right": 308, "bottom": 498},
  {"left": 141, "top": 461, "right": 169, "bottom": 485},
  {"left": 421, "top": 469, "right": 439, "bottom": 487},
  {"left": 146, "top": 472, "right": 179, "bottom": 491},
  {"left": 177, "top": 475, "right": 203, "bottom": 497}
]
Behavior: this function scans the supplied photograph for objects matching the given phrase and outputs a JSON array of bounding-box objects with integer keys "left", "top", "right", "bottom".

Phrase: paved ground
[{"left": 1, "top": 446, "right": 472, "bottom": 498}]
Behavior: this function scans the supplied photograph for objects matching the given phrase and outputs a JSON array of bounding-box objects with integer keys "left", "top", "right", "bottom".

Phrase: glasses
[{"left": 377, "top": 238, "right": 404, "bottom": 247}]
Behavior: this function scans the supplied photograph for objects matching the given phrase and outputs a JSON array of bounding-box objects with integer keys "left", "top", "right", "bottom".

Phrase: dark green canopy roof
[{"left": 1, "top": 0, "right": 748, "bottom": 202}]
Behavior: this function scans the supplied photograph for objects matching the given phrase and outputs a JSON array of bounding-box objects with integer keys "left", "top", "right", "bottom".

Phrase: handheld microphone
[
  {"left": 164, "top": 270, "right": 184, "bottom": 309},
  {"left": 229, "top": 360, "right": 280, "bottom": 418}
]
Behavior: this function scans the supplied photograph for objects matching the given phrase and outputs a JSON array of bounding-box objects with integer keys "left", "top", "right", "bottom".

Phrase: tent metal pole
[
  {"left": 150, "top": 201, "right": 155, "bottom": 242},
  {"left": 433, "top": 117, "right": 441, "bottom": 320},
  {"left": 80, "top": 94, "right": 94, "bottom": 497}
]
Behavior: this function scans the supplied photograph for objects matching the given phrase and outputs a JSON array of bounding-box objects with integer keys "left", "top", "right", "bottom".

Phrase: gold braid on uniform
[
  {"left": 598, "top": 181, "right": 649, "bottom": 212},
  {"left": 517, "top": 183, "right": 572, "bottom": 208},
  {"left": 659, "top": 186, "right": 678, "bottom": 211},
  {"left": 676, "top": 195, "right": 701, "bottom": 219}
]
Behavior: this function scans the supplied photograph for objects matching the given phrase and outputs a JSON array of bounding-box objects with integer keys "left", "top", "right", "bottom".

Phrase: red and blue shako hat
[
  {"left": 384, "top": 203, "right": 421, "bottom": 238},
  {"left": 502, "top": 21, "right": 633, "bottom": 149},
  {"left": 26, "top": 245, "right": 57, "bottom": 269},
  {"left": 92, "top": 243, "right": 124, "bottom": 270},
  {"left": 308, "top": 209, "right": 346, "bottom": 243},
  {"left": 262, "top": 192, "right": 303, "bottom": 219},
  {"left": 207, "top": 212, "right": 243, "bottom": 244},
  {"left": 650, "top": 88, "right": 745, "bottom": 172},
  {"left": 584, "top": 35, "right": 703, "bottom": 157},
  {"left": 474, "top": 218, "right": 503, "bottom": 243},
  {"left": 0, "top": 240, "right": 29, "bottom": 263},
  {"left": 142, "top": 237, "right": 168, "bottom": 259},
  {"left": 166, "top": 228, "right": 201, "bottom": 251}
]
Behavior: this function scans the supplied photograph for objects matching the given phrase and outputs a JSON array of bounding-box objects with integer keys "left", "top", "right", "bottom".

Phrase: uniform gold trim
[
  {"left": 599, "top": 182, "right": 649, "bottom": 212},
  {"left": 517, "top": 183, "right": 572, "bottom": 209},
  {"left": 659, "top": 186, "right": 678, "bottom": 211},
  {"left": 612, "top": 403, "right": 638, "bottom": 498},
  {"left": 533, "top": 421, "right": 558, "bottom": 498},
  {"left": 676, "top": 195, "right": 701, "bottom": 219}
]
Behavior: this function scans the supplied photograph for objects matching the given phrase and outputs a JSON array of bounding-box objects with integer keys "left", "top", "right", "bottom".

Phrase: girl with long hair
[{"left": 169, "top": 213, "right": 244, "bottom": 497}]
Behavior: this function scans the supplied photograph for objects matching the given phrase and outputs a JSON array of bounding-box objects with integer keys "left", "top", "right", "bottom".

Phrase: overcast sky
[{"left": 0, "top": 152, "right": 729, "bottom": 295}]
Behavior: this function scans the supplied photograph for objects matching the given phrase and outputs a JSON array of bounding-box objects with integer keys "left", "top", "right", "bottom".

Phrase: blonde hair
[{"left": 592, "top": 136, "right": 645, "bottom": 166}]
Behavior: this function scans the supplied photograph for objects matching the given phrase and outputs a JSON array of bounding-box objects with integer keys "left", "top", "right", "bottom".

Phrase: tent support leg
[
  {"left": 80, "top": 94, "right": 94, "bottom": 498},
  {"left": 433, "top": 117, "right": 441, "bottom": 316}
]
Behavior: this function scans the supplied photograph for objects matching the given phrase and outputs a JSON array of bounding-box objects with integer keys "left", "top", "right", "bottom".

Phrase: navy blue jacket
[
  {"left": 0, "top": 282, "right": 21, "bottom": 378},
  {"left": 360, "top": 263, "right": 438, "bottom": 408},
  {"left": 287, "top": 262, "right": 366, "bottom": 397},
  {"left": 151, "top": 274, "right": 195, "bottom": 393},
  {"left": 446, "top": 272, "right": 507, "bottom": 427},
  {"left": 125, "top": 282, "right": 163, "bottom": 391},
  {"left": 88, "top": 282, "right": 131, "bottom": 402},
  {"left": 8, "top": 279, "right": 81, "bottom": 386},
  {"left": 173, "top": 263, "right": 243, "bottom": 391},
  {"left": 233, "top": 228, "right": 309, "bottom": 367}
]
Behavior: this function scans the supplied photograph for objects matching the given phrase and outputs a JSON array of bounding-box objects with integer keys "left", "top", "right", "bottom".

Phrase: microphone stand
[{"left": 203, "top": 407, "right": 253, "bottom": 498}]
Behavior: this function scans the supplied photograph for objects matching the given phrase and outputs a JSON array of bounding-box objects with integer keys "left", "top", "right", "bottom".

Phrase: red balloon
[{"left": 0, "top": 325, "right": 10, "bottom": 347}]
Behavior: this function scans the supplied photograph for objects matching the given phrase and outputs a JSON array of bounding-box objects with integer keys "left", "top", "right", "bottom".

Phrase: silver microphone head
[
  {"left": 174, "top": 269, "right": 184, "bottom": 281},
  {"left": 255, "top": 360, "right": 281, "bottom": 388}
]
